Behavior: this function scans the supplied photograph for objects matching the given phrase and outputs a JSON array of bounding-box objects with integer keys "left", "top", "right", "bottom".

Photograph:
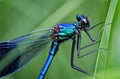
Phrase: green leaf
[{"left": 94, "top": 0, "right": 119, "bottom": 79}]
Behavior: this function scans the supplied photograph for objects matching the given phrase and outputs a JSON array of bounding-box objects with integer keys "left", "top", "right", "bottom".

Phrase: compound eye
[{"left": 76, "top": 14, "right": 84, "bottom": 21}]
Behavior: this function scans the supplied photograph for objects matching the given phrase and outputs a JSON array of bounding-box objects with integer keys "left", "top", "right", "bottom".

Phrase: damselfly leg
[
  {"left": 71, "top": 21, "right": 110, "bottom": 76},
  {"left": 77, "top": 41, "right": 100, "bottom": 58},
  {"left": 71, "top": 36, "right": 93, "bottom": 76},
  {"left": 77, "top": 22, "right": 111, "bottom": 58}
]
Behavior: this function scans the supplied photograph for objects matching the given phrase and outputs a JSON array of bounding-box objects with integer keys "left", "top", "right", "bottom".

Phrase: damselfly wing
[{"left": 0, "top": 28, "right": 52, "bottom": 77}]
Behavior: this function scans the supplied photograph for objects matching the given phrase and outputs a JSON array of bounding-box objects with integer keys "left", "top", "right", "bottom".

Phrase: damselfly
[{"left": 0, "top": 14, "right": 107, "bottom": 79}]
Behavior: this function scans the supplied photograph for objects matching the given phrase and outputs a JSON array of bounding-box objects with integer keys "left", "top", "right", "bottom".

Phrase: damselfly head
[{"left": 76, "top": 14, "right": 90, "bottom": 30}]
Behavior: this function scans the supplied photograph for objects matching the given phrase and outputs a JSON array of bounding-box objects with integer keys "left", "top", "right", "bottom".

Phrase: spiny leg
[
  {"left": 84, "top": 22, "right": 111, "bottom": 42},
  {"left": 70, "top": 37, "right": 93, "bottom": 76},
  {"left": 89, "top": 21, "right": 105, "bottom": 30},
  {"left": 77, "top": 41, "right": 100, "bottom": 58},
  {"left": 76, "top": 35, "right": 81, "bottom": 58},
  {"left": 76, "top": 31, "right": 81, "bottom": 57},
  {"left": 77, "top": 41, "right": 107, "bottom": 59},
  {"left": 80, "top": 22, "right": 110, "bottom": 57},
  {"left": 78, "top": 48, "right": 100, "bottom": 58},
  {"left": 79, "top": 22, "right": 111, "bottom": 58},
  {"left": 89, "top": 21, "right": 111, "bottom": 30},
  {"left": 84, "top": 29, "right": 95, "bottom": 42}
]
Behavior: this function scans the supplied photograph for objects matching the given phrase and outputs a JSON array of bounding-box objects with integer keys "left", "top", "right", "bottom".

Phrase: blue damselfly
[{"left": 0, "top": 14, "right": 108, "bottom": 79}]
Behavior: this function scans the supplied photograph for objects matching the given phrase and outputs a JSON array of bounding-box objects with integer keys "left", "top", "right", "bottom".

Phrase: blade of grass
[{"left": 94, "top": 0, "right": 118, "bottom": 79}]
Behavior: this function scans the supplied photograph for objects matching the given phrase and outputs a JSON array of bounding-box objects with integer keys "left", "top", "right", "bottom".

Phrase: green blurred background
[{"left": 0, "top": 0, "right": 120, "bottom": 79}]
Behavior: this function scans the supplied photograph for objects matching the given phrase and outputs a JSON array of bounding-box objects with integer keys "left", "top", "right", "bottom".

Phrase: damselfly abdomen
[{"left": 0, "top": 14, "right": 106, "bottom": 79}]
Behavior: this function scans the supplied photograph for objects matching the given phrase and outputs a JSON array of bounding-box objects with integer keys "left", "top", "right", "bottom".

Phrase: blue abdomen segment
[
  {"left": 38, "top": 55, "right": 54, "bottom": 79},
  {"left": 38, "top": 42, "right": 59, "bottom": 79}
]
